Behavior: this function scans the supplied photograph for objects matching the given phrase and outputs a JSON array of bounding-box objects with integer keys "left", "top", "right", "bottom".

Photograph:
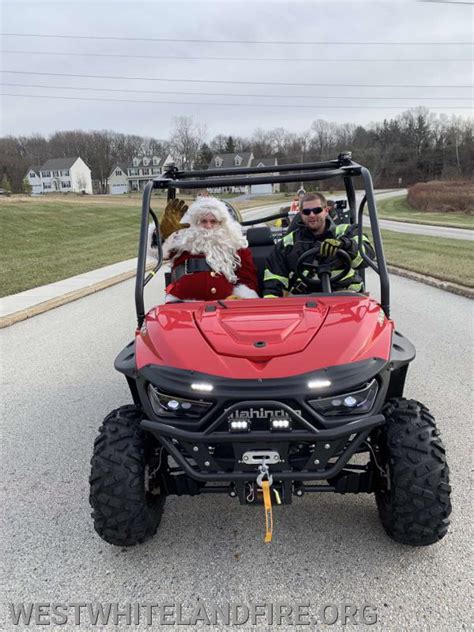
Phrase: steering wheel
[{"left": 295, "top": 247, "right": 352, "bottom": 290}]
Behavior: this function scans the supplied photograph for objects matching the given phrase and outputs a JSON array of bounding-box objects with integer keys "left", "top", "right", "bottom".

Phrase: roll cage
[{"left": 135, "top": 152, "right": 390, "bottom": 327}]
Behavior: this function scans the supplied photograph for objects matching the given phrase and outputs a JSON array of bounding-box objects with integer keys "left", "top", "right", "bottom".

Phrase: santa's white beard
[{"left": 162, "top": 225, "right": 247, "bottom": 284}]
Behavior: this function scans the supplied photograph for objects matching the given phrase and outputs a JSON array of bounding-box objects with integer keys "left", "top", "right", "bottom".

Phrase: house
[
  {"left": 249, "top": 157, "right": 280, "bottom": 195},
  {"left": 25, "top": 157, "right": 93, "bottom": 194},
  {"left": 207, "top": 152, "right": 280, "bottom": 194},
  {"left": 26, "top": 166, "right": 43, "bottom": 195},
  {"left": 107, "top": 154, "right": 174, "bottom": 194}
]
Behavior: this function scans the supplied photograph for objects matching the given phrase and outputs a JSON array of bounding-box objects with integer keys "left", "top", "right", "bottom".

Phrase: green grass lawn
[
  {"left": 0, "top": 200, "right": 148, "bottom": 296},
  {"left": 376, "top": 195, "right": 473, "bottom": 230},
  {"left": 382, "top": 230, "right": 474, "bottom": 287},
  {"left": 1, "top": 197, "right": 473, "bottom": 297},
  {"left": 0, "top": 195, "right": 286, "bottom": 296}
]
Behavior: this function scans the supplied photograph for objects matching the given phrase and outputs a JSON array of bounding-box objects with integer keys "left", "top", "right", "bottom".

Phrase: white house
[
  {"left": 25, "top": 157, "right": 93, "bottom": 194},
  {"left": 207, "top": 152, "right": 280, "bottom": 194},
  {"left": 26, "top": 166, "right": 43, "bottom": 195},
  {"left": 108, "top": 154, "right": 174, "bottom": 194}
]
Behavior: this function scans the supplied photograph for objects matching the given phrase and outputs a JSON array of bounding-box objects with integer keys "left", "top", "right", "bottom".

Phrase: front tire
[
  {"left": 374, "top": 398, "right": 451, "bottom": 546},
  {"left": 89, "top": 405, "right": 166, "bottom": 546}
]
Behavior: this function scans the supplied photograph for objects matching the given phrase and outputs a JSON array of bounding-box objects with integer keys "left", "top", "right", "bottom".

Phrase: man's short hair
[{"left": 302, "top": 192, "right": 327, "bottom": 206}]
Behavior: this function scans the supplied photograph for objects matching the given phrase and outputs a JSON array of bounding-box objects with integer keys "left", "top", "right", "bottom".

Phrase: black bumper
[{"left": 141, "top": 402, "right": 385, "bottom": 483}]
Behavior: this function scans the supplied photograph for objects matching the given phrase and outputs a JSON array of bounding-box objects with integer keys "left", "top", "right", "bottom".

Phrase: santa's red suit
[
  {"left": 166, "top": 249, "right": 258, "bottom": 301},
  {"left": 150, "top": 197, "right": 259, "bottom": 302}
]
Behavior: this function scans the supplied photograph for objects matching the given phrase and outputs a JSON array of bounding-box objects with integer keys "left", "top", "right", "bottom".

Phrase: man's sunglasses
[{"left": 301, "top": 206, "right": 325, "bottom": 216}]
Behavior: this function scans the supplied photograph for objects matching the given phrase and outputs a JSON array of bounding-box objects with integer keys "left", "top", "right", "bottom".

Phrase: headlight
[
  {"left": 147, "top": 385, "right": 212, "bottom": 418},
  {"left": 308, "top": 379, "right": 378, "bottom": 417}
]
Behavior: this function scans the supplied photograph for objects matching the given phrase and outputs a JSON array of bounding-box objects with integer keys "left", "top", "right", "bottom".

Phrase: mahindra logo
[{"left": 227, "top": 407, "right": 302, "bottom": 420}]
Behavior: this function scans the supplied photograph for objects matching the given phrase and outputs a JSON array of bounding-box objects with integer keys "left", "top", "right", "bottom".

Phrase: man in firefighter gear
[
  {"left": 262, "top": 193, "right": 374, "bottom": 297},
  {"left": 148, "top": 196, "right": 259, "bottom": 302}
]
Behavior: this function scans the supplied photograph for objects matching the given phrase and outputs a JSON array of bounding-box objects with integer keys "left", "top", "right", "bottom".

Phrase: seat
[{"left": 246, "top": 226, "right": 276, "bottom": 295}]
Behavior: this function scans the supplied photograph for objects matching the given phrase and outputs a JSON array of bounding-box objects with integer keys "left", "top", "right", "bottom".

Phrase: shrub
[{"left": 408, "top": 181, "right": 474, "bottom": 214}]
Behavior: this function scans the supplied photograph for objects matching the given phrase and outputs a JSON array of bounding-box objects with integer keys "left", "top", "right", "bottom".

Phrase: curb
[
  {"left": 387, "top": 265, "right": 474, "bottom": 300},
  {"left": 0, "top": 269, "right": 137, "bottom": 329}
]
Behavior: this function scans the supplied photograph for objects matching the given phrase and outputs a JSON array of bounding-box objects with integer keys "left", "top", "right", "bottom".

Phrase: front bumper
[{"left": 141, "top": 399, "right": 385, "bottom": 483}]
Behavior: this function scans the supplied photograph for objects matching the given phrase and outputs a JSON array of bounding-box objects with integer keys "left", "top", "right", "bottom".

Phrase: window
[
  {"left": 61, "top": 181, "right": 71, "bottom": 188},
  {"left": 129, "top": 168, "right": 138, "bottom": 176},
  {"left": 42, "top": 171, "right": 51, "bottom": 177},
  {"left": 215, "top": 157, "right": 223, "bottom": 167},
  {"left": 62, "top": 170, "right": 69, "bottom": 176},
  {"left": 153, "top": 157, "right": 159, "bottom": 165},
  {"left": 43, "top": 183, "right": 51, "bottom": 189},
  {"left": 53, "top": 170, "right": 59, "bottom": 177},
  {"left": 133, "top": 158, "right": 139, "bottom": 167},
  {"left": 115, "top": 169, "right": 122, "bottom": 176},
  {"left": 141, "top": 168, "right": 150, "bottom": 175},
  {"left": 29, "top": 172, "right": 36, "bottom": 178},
  {"left": 234, "top": 155, "right": 242, "bottom": 166},
  {"left": 152, "top": 168, "right": 160, "bottom": 175},
  {"left": 143, "top": 157, "right": 149, "bottom": 166}
]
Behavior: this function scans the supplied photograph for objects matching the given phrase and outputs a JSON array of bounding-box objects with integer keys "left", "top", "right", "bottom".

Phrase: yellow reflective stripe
[
  {"left": 264, "top": 269, "right": 289, "bottom": 289},
  {"left": 330, "top": 269, "right": 355, "bottom": 281},
  {"left": 263, "top": 294, "right": 279, "bottom": 298},
  {"left": 353, "top": 235, "right": 371, "bottom": 267},
  {"left": 282, "top": 232, "right": 295, "bottom": 246},
  {"left": 335, "top": 224, "right": 350, "bottom": 236}
]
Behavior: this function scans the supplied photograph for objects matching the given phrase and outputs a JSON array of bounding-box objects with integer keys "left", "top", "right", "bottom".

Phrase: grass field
[
  {"left": 381, "top": 230, "right": 474, "bottom": 288},
  {"left": 1, "top": 195, "right": 472, "bottom": 296},
  {"left": 376, "top": 195, "right": 473, "bottom": 230},
  {"left": 0, "top": 194, "right": 287, "bottom": 296}
]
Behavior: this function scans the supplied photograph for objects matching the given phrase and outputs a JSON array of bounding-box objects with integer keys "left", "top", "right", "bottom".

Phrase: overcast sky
[{"left": 1, "top": 0, "right": 472, "bottom": 141}]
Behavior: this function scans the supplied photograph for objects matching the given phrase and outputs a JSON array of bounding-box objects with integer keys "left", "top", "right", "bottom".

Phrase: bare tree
[{"left": 169, "top": 116, "right": 207, "bottom": 168}]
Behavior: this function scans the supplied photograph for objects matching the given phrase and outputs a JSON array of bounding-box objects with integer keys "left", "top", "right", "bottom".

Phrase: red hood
[
  {"left": 195, "top": 300, "right": 329, "bottom": 360},
  {"left": 136, "top": 296, "right": 393, "bottom": 379}
]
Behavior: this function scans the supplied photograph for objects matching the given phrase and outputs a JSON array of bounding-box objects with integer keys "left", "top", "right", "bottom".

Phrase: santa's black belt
[{"left": 171, "top": 259, "right": 212, "bottom": 282}]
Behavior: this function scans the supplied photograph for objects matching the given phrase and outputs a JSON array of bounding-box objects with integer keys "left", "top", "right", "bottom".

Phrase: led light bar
[
  {"left": 229, "top": 420, "right": 250, "bottom": 432},
  {"left": 308, "top": 379, "right": 331, "bottom": 389},
  {"left": 271, "top": 419, "right": 291, "bottom": 431},
  {"left": 191, "top": 382, "right": 214, "bottom": 392}
]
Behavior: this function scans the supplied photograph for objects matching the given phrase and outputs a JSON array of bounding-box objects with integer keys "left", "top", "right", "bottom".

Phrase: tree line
[{"left": 0, "top": 108, "right": 472, "bottom": 193}]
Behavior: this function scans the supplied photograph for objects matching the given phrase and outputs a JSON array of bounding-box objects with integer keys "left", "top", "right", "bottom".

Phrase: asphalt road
[{"left": 1, "top": 273, "right": 472, "bottom": 631}]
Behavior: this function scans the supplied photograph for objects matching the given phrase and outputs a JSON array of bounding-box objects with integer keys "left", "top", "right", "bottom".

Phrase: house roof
[
  {"left": 251, "top": 157, "right": 277, "bottom": 167},
  {"left": 27, "top": 165, "right": 42, "bottom": 175},
  {"left": 129, "top": 156, "right": 162, "bottom": 168},
  {"left": 208, "top": 152, "right": 253, "bottom": 169},
  {"left": 40, "top": 157, "right": 80, "bottom": 170},
  {"left": 109, "top": 163, "right": 129, "bottom": 176}
]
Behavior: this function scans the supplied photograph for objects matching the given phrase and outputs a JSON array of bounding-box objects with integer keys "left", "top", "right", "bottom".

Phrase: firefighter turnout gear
[{"left": 263, "top": 219, "right": 374, "bottom": 297}]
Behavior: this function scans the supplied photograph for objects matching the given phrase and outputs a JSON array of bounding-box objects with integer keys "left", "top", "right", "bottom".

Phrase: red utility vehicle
[{"left": 89, "top": 155, "right": 451, "bottom": 547}]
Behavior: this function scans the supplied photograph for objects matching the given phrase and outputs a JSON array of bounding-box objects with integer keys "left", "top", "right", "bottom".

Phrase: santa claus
[{"left": 149, "top": 196, "right": 259, "bottom": 302}]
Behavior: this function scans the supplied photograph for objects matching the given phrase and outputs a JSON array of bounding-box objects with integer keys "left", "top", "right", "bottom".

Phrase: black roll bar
[
  {"left": 134, "top": 155, "right": 390, "bottom": 326},
  {"left": 153, "top": 167, "right": 359, "bottom": 191},
  {"left": 163, "top": 156, "right": 353, "bottom": 180},
  {"left": 359, "top": 168, "right": 390, "bottom": 316},
  {"left": 135, "top": 182, "right": 162, "bottom": 327}
]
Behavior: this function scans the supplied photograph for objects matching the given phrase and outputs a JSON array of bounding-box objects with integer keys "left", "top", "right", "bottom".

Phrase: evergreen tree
[
  {"left": 225, "top": 136, "right": 235, "bottom": 153},
  {"left": 22, "top": 177, "right": 32, "bottom": 195},
  {"left": 1, "top": 174, "right": 12, "bottom": 192}
]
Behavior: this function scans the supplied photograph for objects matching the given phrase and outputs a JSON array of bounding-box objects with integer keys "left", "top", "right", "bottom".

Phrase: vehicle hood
[{"left": 136, "top": 296, "right": 393, "bottom": 379}]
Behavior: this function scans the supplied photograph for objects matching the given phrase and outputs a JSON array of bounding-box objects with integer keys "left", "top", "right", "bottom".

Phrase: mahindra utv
[{"left": 89, "top": 153, "right": 451, "bottom": 546}]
